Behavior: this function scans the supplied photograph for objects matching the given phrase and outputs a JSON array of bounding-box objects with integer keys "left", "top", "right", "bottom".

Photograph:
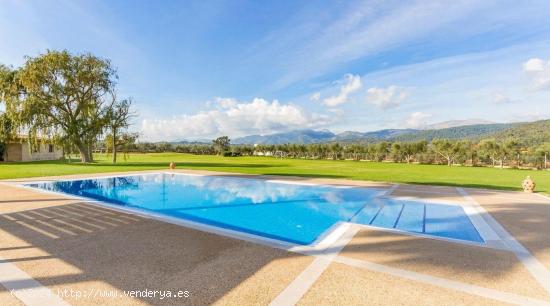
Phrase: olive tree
[
  {"left": 431, "top": 139, "right": 467, "bottom": 166},
  {"left": 536, "top": 143, "right": 550, "bottom": 169},
  {"left": 402, "top": 140, "right": 428, "bottom": 163},
  {"left": 478, "top": 139, "right": 500, "bottom": 167},
  {"left": 390, "top": 142, "right": 404, "bottom": 162},
  {"left": 501, "top": 139, "right": 520, "bottom": 168}
]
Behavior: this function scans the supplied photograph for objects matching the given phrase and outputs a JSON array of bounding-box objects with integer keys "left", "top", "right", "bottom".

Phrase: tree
[
  {"left": 464, "top": 141, "right": 478, "bottom": 166},
  {"left": 431, "top": 139, "right": 466, "bottom": 166},
  {"left": 330, "top": 143, "right": 342, "bottom": 160},
  {"left": 500, "top": 139, "right": 520, "bottom": 168},
  {"left": 402, "top": 141, "right": 427, "bottom": 163},
  {"left": 0, "top": 114, "right": 13, "bottom": 161},
  {"left": 212, "top": 136, "right": 230, "bottom": 155},
  {"left": 104, "top": 132, "right": 138, "bottom": 161},
  {"left": 3, "top": 50, "right": 117, "bottom": 162},
  {"left": 106, "top": 96, "right": 136, "bottom": 163},
  {"left": 0, "top": 66, "right": 17, "bottom": 137},
  {"left": 117, "top": 133, "right": 139, "bottom": 161},
  {"left": 0, "top": 65, "right": 19, "bottom": 161},
  {"left": 536, "top": 143, "right": 550, "bottom": 169},
  {"left": 478, "top": 139, "right": 500, "bottom": 167},
  {"left": 374, "top": 142, "right": 390, "bottom": 161},
  {"left": 390, "top": 142, "right": 404, "bottom": 162},
  {"left": 348, "top": 144, "right": 364, "bottom": 161}
]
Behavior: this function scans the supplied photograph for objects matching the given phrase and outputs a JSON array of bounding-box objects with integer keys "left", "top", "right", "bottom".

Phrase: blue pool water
[{"left": 27, "top": 173, "right": 484, "bottom": 245}]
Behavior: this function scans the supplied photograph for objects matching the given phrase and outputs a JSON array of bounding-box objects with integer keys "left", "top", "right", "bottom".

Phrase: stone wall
[{"left": 2, "top": 143, "right": 23, "bottom": 162}]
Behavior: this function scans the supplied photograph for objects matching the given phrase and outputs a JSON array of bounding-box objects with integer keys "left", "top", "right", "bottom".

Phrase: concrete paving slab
[
  {"left": 466, "top": 188, "right": 550, "bottom": 270},
  {"left": 0, "top": 291, "right": 24, "bottom": 306},
  {"left": 341, "top": 228, "right": 550, "bottom": 302},
  {"left": 298, "top": 262, "right": 507, "bottom": 306},
  {"left": 391, "top": 184, "right": 468, "bottom": 204}
]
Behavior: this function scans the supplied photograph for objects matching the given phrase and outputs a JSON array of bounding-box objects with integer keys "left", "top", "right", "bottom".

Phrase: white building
[{"left": 1, "top": 141, "right": 63, "bottom": 162}]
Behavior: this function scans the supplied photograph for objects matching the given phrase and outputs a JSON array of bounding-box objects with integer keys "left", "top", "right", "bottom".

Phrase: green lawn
[{"left": 1, "top": 153, "right": 549, "bottom": 194}]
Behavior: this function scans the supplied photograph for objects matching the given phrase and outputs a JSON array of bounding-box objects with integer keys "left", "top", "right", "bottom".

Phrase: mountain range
[
  {"left": 170, "top": 119, "right": 548, "bottom": 146},
  {"left": 232, "top": 120, "right": 530, "bottom": 145}
]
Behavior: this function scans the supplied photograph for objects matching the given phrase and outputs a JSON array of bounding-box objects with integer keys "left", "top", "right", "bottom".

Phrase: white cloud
[
  {"left": 491, "top": 92, "right": 515, "bottom": 104},
  {"left": 365, "top": 86, "right": 410, "bottom": 109},
  {"left": 323, "top": 74, "right": 362, "bottom": 106},
  {"left": 523, "top": 58, "right": 546, "bottom": 72},
  {"left": 309, "top": 92, "right": 321, "bottom": 101},
  {"left": 523, "top": 58, "right": 550, "bottom": 90},
  {"left": 403, "top": 112, "right": 432, "bottom": 129},
  {"left": 215, "top": 97, "right": 238, "bottom": 109},
  {"left": 140, "top": 98, "right": 334, "bottom": 141}
]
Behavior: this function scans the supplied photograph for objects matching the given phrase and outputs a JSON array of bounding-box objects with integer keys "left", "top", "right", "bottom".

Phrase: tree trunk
[
  {"left": 80, "top": 140, "right": 94, "bottom": 163},
  {"left": 89, "top": 141, "right": 94, "bottom": 162},
  {"left": 76, "top": 142, "right": 91, "bottom": 163},
  {"left": 2, "top": 145, "right": 8, "bottom": 161},
  {"left": 112, "top": 131, "right": 117, "bottom": 164}
]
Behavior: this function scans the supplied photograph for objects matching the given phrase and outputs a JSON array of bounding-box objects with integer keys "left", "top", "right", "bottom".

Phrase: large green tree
[{"left": 3, "top": 50, "right": 118, "bottom": 162}]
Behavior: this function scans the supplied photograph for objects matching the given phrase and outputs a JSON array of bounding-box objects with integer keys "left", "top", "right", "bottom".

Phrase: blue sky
[{"left": 1, "top": 0, "right": 550, "bottom": 141}]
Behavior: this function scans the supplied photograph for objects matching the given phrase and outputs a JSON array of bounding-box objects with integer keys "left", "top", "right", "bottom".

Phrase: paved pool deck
[{"left": 1, "top": 169, "right": 550, "bottom": 305}]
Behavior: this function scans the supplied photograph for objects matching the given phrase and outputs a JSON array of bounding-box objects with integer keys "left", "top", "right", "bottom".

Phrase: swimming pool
[{"left": 27, "top": 173, "right": 484, "bottom": 245}]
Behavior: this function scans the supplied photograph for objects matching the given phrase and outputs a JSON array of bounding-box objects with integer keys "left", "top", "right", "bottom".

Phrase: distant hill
[
  {"left": 232, "top": 122, "right": 517, "bottom": 145},
  {"left": 491, "top": 119, "right": 550, "bottom": 146},
  {"left": 234, "top": 129, "right": 335, "bottom": 145},
  {"left": 170, "top": 140, "right": 210, "bottom": 145},
  {"left": 168, "top": 120, "right": 548, "bottom": 145},
  {"left": 334, "top": 129, "right": 418, "bottom": 142},
  {"left": 390, "top": 123, "right": 515, "bottom": 142}
]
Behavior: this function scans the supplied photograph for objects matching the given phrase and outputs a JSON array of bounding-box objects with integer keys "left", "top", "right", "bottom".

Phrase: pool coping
[{"left": 5, "top": 170, "right": 505, "bottom": 252}]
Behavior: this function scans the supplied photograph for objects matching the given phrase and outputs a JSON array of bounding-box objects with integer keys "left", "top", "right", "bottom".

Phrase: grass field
[{"left": 1, "top": 153, "right": 549, "bottom": 194}]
